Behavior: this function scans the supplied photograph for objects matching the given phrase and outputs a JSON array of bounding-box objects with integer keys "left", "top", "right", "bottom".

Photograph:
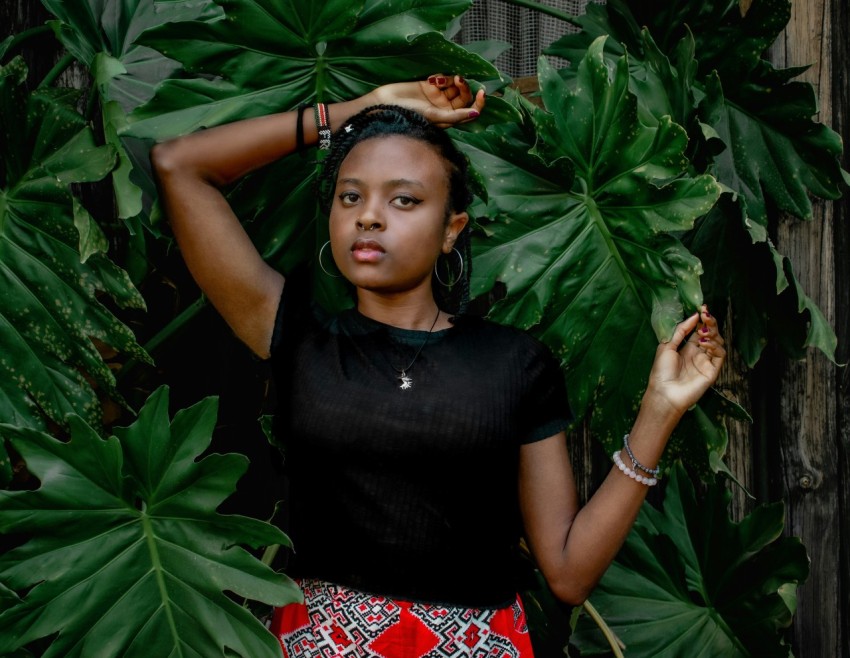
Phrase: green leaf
[
  {"left": 666, "top": 387, "right": 751, "bottom": 485},
  {"left": 685, "top": 194, "right": 838, "bottom": 365},
  {"left": 124, "top": 0, "right": 501, "bottom": 311},
  {"left": 41, "top": 0, "right": 223, "bottom": 238},
  {"left": 0, "top": 58, "right": 149, "bottom": 437},
  {"left": 547, "top": 0, "right": 845, "bottom": 365},
  {"left": 458, "top": 43, "right": 720, "bottom": 449},
  {"left": 570, "top": 464, "right": 809, "bottom": 656},
  {"left": 0, "top": 386, "right": 299, "bottom": 657},
  {"left": 699, "top": 68, "right": 844, "bottom": 228},
  {"left": 127, "top": 0, "right": 500, "bottom": 138}
]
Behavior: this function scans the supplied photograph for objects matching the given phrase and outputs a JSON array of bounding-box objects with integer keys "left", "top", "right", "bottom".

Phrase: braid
[{"left": 317, "top": 104, "right": 474, "bottom": 316}]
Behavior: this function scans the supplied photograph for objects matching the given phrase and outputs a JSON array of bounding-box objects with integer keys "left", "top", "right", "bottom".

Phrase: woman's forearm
[
  {"left": 150, "top": 92, "right": 381, "bottom": 187},
  {"left": 551, "top": 395, "right": 682, "bottom": 602}
]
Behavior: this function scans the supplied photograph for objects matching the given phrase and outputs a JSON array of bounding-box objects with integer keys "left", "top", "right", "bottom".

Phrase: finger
[
  {"left": 699, "top": 340, "right": 727, "bottom": 370},
  {"left": 454, "top": 75, "right": 473, "bottom": 105},
  {"left": 697, "top": 305, "right": 725, "bottom": 346},
  {"left": 443, "top": 87, "right": 460, "bottom": 104},
  {"left": 427, "top": 74, "right": 450, "bottom": 89},
  {"left": 662, "top": 312, "right": 700, "bottom": 350},
  {"left": 428, "top": 91, "right": 485, "bottom": 127},
  {"left": 465, "top": 88, "right": 485, "bottom": 118}
]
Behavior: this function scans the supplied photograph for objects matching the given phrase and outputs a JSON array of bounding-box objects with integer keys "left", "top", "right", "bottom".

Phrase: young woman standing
[{"left": 151, "top": 75, "right": 725, "bottom": 657}]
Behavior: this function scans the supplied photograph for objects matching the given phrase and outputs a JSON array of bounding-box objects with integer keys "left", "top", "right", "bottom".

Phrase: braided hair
[{"left": 317, "top": 105, "right": 473, "bottom": 316}]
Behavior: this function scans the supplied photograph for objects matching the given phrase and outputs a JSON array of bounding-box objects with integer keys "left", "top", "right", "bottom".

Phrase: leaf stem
[
  {"left": 85, "top": 84, "right": 100, "bottom": 121},
  {"left": 118, "top": 296, "right": 208, "bottom": 382},
  {"left": 145, "top": 296, "right": 207, "bottom": 353},
  {"left": 5, "top": 24, "right": 52, "bottom": 53},
  {"left": 242, "top": 543, "right": 281, "bottom": 608},
  {"left": 493, "top": 0, "right": 581, "bottom": 27},
  {"left": 582, "top": 600, "right": 626, "bottom": 656},
  {"left": 38, "top": 53, "right": 75, "bottom": 88}
]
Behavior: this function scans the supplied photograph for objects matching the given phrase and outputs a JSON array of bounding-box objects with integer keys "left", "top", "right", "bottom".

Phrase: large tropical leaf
[
  {"left": 42, "top": 0, "right": 222, "bottom": 114},
  {"left": 0, "top": 386, "right": 299, "bottom": 657},
  {"left": 0, "top": 57, "right": 148, "bottom": 456},
  {"left": 122, "top": 0, "right": 502, "bottom": 313},
  {"left": 570, "top": 464, "right": 808, "bottom": 656},
  {"left": 459, "top": 41, "right": 720, "bottom": 448},
  {"left": 547, "top": 0, "right": 846, "bottom": 365},
  {"left": 127, "top": 0, "right": 500, "bottom": 139},
  {"left": 549, "top": 0, "right": 846, "bottom": 226},
  {"left": 39, "top": 0, "right": 225, "bottom": 277}
]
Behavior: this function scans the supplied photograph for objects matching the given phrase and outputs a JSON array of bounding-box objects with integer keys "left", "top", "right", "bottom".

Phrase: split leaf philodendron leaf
[
  {"left": 127, "top": 0, "right": 500, "bottom": 139},
  {"left": 684, "top": 194, "right": 837, "bottom": 366},
  {"left": 125, "top": 0, "right": 501, "bottom": 311},
  {"left": 570, "top": 464, "right": 809, "bottom": 656},
  {"left": 41, "top": 0, "right": 224, "bottom": 267},
  {"left": 547, "top": 0, "right": 845, "bottom": 365},
  {"left": 0, "top": 58, "right": 149, "bottom": 468},
  {"left": 0, "top": 386, "right": 300, "bottom": 658},
  {"left": 550, "top": 0, "right": 846, "bottom": 227},
  {"left": 459, "top": 41, "right": 721, "bottom": 450}
]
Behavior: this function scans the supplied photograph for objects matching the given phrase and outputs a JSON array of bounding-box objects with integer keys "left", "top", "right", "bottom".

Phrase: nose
[{"left": 356, "top": 213, "right": 384, "bottom": 232}]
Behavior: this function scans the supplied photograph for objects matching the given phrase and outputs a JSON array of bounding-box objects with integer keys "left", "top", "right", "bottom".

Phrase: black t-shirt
[{"left": 270, "top": 275, "right": 571, "bottom": 608}]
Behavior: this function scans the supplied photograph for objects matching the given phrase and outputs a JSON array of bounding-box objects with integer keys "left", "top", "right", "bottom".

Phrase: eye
[
  {"left": 391, "top": 195, "right": 422, "bottom": 209},
  {"left": 337, "top": 191, "right": 360, "bottom": 206}
]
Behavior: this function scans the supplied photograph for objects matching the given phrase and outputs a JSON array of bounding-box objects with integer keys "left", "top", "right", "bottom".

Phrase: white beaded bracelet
[{"left": 612, "top": 450, "right": 658, "bottom": 486}]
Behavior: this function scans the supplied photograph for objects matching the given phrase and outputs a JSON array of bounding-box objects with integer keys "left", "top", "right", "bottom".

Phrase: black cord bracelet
[{"left": 295, "top": 103, "right": 311, "bottom": 153}]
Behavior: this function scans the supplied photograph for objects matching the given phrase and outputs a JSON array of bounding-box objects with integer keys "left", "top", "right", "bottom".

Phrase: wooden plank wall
[{"left": 769, "top": 1, "right": 848, "bottom": 654}]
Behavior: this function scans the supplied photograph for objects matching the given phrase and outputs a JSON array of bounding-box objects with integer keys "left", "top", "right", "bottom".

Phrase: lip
[{"left": 350, "top": 238, "right": 386, "bottom": 263}]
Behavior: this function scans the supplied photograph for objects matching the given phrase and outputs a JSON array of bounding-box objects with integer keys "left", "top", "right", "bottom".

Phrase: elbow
[
  {"left": 545, "top": 574, "right": 595, "bottom": 607},
  {"left": 149, "top": 140, "right": 181, "bottom": 180}
]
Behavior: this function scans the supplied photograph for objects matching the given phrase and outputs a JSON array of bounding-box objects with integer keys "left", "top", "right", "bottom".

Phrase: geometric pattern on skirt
[{"left": 270, "top": 578, "right": 535, "bottom": 658}]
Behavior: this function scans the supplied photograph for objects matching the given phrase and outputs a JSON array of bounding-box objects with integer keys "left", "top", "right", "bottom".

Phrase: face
[{"left": 329, "top": 135, "right": 468, "bottom": 297}]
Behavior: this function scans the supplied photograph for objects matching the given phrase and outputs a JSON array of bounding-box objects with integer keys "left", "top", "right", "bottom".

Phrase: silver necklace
[{"left": 390, "top": 307, "right": 441, "bottom": 390}]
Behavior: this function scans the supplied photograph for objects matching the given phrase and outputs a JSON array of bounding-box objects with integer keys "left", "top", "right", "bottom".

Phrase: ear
[{"left": 442, "top": 211, "right": 469, "bottom": 253}]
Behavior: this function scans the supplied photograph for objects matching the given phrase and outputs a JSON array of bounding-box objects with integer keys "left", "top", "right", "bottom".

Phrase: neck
[{"left": 356, "top": 289, "right": 444, "bottom": 330}]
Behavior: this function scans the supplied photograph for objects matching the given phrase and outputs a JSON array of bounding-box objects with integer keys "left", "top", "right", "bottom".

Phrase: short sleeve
[{"left": 519, "top": 342, "right": 572, "bottom": 444}]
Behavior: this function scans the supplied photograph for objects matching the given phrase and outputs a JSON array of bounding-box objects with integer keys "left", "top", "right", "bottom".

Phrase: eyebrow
[{"left": 337, "top": 177, "right": 426, "bottom": 189}]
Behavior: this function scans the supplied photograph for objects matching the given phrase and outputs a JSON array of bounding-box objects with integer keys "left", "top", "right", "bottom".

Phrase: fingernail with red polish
[
  {"left": 428, "top": 76, "right": 437, "bottom": 85},
  {"left": 435, "top": 76, "right": 447, "bottom": 86},
  {"left": 458, "top": 76, "right": 466, "bottom": 84},
  {"left": 468, "top": 109, "right": 480, "bottom": 118},
  {"left": 700, "top": 337, "right": 708, "bottom": 343},
  {"left": 700, "top": 326, "right": 709, "bottom": 334}
]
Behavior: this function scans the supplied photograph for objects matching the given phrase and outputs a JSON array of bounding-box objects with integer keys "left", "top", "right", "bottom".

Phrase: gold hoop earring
[
  {"left": 319, "top": 240, "right": 341, "bottom": 278},
  {"left": 434, "top": 247, "right": 464, "bottom": 287}
]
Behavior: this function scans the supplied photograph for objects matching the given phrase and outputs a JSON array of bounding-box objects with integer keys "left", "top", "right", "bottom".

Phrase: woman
[{"left": 151, "top": 75, "right": 725, "bottom": 657}]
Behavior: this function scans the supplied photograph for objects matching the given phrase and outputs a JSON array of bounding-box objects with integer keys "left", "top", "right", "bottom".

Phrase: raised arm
[
  {"left": 150, "top": 76, "right": 484, "bottom": 357},
  {"left": 520, "top": 306, "right": 726, "bottom": 604}
]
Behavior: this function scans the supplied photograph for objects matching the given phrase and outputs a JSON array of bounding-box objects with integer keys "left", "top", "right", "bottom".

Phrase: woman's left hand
[
  {"left": 370, "top": 74, "right": 485, "bottom": 128},
  {"left": 644, "top": 305, "right": 726, "bottom": 417}
]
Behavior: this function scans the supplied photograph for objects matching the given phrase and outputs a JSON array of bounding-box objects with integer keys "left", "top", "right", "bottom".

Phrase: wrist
[
  {"left": 641, "top": 385, "right": 687, "bottom": 421},
  {"left": 636, "top": 389, "right": 684, "bottom": 439}
]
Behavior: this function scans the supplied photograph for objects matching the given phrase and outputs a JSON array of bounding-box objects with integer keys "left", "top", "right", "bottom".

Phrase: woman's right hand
[{"left": 370, "top": 74, "right": 485, "bottom": 128}]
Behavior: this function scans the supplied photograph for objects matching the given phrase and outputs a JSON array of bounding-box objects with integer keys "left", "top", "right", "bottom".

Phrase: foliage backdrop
[{"left": 0, "top": 0, "right": 845, "bottom": 655}]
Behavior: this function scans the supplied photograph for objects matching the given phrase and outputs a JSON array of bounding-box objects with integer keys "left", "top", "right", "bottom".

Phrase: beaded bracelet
[
  {"left": 314, "top": 102, "right": 331, "bottom": 150},
  {"left": 622, "top": 433, "right": 660, "bottom": 477},
  {"left": 612, "top": 450, "right": 658, "bottom": 486}
]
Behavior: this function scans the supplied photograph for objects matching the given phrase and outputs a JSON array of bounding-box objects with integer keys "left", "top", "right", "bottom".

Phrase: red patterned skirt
[{"left": 270, "top": 578, "right": 535, "bottom": 658}]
